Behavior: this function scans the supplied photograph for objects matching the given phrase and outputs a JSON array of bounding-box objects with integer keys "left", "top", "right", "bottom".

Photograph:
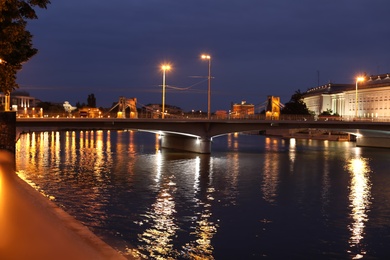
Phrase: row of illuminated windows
[
  {"left": 349, "top": 107, "right": 390, "bottom": 111},
  {"left": 348, "top": 99, "right": 390, "bottom": 104}
]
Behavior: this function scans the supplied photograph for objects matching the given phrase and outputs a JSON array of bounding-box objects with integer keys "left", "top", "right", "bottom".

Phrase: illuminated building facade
[
  {"left": 0, "top": 91, "right": 37, "bottom": 111},
  {"left": 303, "top": 74, "right": 390, "bottom": 119},
  {"left": 231, "top": 100, "right": 254, "bottom": 118}
]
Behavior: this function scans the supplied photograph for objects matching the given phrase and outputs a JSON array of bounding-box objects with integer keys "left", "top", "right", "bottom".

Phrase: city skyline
[{"left": 15, "top": 0, "right": 390, "bottom": 111}]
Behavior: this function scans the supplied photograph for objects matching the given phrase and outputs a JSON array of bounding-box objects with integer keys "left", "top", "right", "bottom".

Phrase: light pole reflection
[
  {"left": 134, "top": 150, "right": 179, "bottom": 259},
  {"left": 183, "top": 156, "right": 217, "bottom": 260},
  {"left": 155, "top": 150, "right": 162, "bottom": 183},
  {"left": 346, "top": 152, "right": 371, "bottom": 259},
  {"left": 288, "top": 138, "right": 296, "bottom": 172},
  {"left": 137, "top": 176, "right": 179, "bottom": 259}
]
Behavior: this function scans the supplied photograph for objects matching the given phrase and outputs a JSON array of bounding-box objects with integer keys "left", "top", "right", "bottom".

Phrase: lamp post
[
  {"left": 201, "top": 54, "right": 211, "bottom": 119},
  {"left": 355, "top": 76, "right": 365, "bottom": 118},
  {"left": 161, "top": 64, "right": 171, "bottom": 119}
]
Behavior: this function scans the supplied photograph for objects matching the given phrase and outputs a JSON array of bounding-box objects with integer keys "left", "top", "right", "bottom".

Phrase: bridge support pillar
[
  {"left": 356, "top": 136, "right": 390, "bottom": 148},
  {"left": 160, "top": 133, "right": 211, "bottom": 154}
]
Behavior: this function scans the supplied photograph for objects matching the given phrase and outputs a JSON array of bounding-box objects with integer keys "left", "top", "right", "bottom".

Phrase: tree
[
  {"left": 320, "top": 109, "right": 333, "bottom": 116},
  {"left": 281, "top": 89, "right": 311, "bottom": 115},
  {"left": 0, "top": 0, "right": 51, "bottom": 111},
  {"left": 87, "top": 93, "right": 96, "bottom": 108}
]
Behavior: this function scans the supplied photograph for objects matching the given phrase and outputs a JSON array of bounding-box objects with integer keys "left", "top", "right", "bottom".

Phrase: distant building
[
  {"left": 78, "top": 107, "right": 102, "bottom": 118},
  {"left": 215, "top": 110, "right": 228, "bottom": 119},
  {"left": 303, "top": 74, "right": 390, "bottom": 119},
  {"left": 231, "top": 100, "right": 254, "bottom": 118},
  {"left": 0, "top": 91, "right": 37, "bottom": 111},
  {"left": 63, "top": 101, "right": 77, "bottom": 114},
  {"left": 141, "top": 104, "right": 183, "bottom": 118},
  {"left": 303, "top": 83, "right": 353, "bottom": 117}
]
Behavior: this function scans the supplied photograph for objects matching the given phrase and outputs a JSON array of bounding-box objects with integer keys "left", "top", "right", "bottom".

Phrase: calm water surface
[{"left": 15, "top": 130, "right": 390, "bottom": 259}]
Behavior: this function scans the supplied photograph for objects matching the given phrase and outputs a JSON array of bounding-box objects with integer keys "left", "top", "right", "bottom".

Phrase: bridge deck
[{"left": 16, "top": 118, "right": 390, "bottom": 138}]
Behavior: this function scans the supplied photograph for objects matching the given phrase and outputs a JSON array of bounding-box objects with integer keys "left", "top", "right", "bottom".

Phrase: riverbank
[
  {"left": 264, "top": 128, "right": 355, "bottom": 141},
  {"left": 0, "top": 150, "right": 128, "bottom": 260}
]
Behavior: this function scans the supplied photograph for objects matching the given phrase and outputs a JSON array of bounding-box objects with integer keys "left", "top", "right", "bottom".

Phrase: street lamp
[
  {"left": 161, "top": 64, "right": 171, "bottom": 119},
  {"left": 355, "top": 76, "right": 365, "bottom": 118},
  {"left": 201, "top": 54, "right": 211, "bottom": 119}
]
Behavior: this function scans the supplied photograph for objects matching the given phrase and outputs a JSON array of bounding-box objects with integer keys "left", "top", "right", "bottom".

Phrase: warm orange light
[
  {"left": 201, "top": 54, "right": 211, "bottom": 60},
  {"left": 161, "top": 65, "right": 171, "bottom": 71},
  {"left": 356, "top": 76, "right": 365, "bottom": 82}
]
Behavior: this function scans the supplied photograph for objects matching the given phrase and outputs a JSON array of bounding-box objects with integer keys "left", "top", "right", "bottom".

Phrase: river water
[{"left": 15, "top": 130, "right": 390, "bottom": 259}]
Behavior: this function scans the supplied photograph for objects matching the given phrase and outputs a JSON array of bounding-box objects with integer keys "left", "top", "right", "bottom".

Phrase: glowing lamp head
[
  {"left": 201, "top": 54, "right": 211, "bottom": 60},
  {"left": 356, "top": 76, "right": 365, "bottom": 82},
  {"left": 161, "top": 65, "right": 171, "bottom": 71}
]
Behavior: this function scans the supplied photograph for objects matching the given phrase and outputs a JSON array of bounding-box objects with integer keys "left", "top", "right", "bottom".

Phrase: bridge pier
[
  {"left": 356, "top": 136, "right": 390, "bottom": 148},
  {"left": 160, "top": 133, "right": 211, "bottom": 154}
]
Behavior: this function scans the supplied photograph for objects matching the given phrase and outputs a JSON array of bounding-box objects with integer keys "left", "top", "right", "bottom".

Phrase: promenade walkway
[{"left": 0, "top": 151, "right": 127, "bottom": 260}]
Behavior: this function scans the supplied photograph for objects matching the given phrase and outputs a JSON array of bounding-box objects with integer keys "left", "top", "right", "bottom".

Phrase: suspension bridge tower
[{"left": 266, "top": 96, "right": 281, "bottom": 120}]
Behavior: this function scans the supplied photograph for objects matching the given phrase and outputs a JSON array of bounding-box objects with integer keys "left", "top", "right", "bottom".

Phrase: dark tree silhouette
[
  {"left": 281, "top": 89, "right": 311, "bottom": 115},
  {"left": 0, "top": 0, "right": 50, "bottom": 110},
  {"left": 87, "top": 93, "right": 96, "bottom": 108}
]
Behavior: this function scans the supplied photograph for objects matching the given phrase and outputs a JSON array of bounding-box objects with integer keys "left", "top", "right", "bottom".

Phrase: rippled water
[{"left": 15, "top": 130, "right": 390, "bottom": 259}]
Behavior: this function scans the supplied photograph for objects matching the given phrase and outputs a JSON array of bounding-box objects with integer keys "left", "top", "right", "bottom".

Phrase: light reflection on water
[
  {"left": 137, "top": 175, "right": 179, "bottom": 259},
  {"left": 346, "top": 148, "right": 372, "bottom": 259},
  {"left": 262, "top": 138, "right": 281, "bottom": 204},
  {"left": 14, "top": 130, "right": 390, "bottom": 259}
]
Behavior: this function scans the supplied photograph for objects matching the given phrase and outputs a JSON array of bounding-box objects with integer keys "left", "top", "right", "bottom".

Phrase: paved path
[{"left": 0, "top": 151, "right": 128, "bottom": 260}]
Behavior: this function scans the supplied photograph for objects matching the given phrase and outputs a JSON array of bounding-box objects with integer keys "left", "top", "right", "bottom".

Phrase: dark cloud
[{"left": 17, "top": 0, "right": 390, "bottom": 111}]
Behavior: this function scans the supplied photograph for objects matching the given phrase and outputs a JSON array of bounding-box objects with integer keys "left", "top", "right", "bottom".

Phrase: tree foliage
[
  {"left": 87, "top": 93, "right": 96, "bottom": 108},
  {"left": 36, "top": 101, "right": 63, "bottom": 113},
  {"left": 281, "top": 89, "right": 311, "bottom": 115},
  {"left": 0, "top": 0, "right": 50, "bottom": 94},
  {"left": 320, "top": 108, "right": 333, "bottom": 116}
]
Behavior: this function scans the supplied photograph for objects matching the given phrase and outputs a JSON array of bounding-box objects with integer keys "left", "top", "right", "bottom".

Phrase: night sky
[{"left": 16, "top": 0, "right": 390, "bottom": 112}]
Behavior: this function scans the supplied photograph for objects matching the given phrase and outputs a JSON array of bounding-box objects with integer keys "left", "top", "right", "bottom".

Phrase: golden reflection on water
[
  {"left": 155, "top": 150, "right": 162, "bottom": 183},
  {"left": 129, "top": 130, "right": 136, "bottom": 155},
  {"left": 227, "top": 133, "right": 239, "bottom": 150},
  {"left": 183, "top": 156, "right": 216, "bottom": 260},
  {"left": 54, "top": 132, "right": 60, "bottom": 168},
  {"left": 346, "top": 149, "right": 372, "bottom": 259},
  {"left": 155, "top": 134, "right": 160, "bottom": 151},
  {"left": 321, "top": 149, "right": 331, "bottom": 214},
  {"left": 288, "top": 138, "right": 296, "bottom": 173},
  {"left": 15, "top": 130, "right": 117, "bottom": 220},
  {"left": 262, "top": 138, "right": 280, "bottom": 204},
  {"left": 131, "top": 154, "right": 217, "bottom": 259},
  {"left": 137, "top": 174, "right": 179, "bottom": 259}
]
